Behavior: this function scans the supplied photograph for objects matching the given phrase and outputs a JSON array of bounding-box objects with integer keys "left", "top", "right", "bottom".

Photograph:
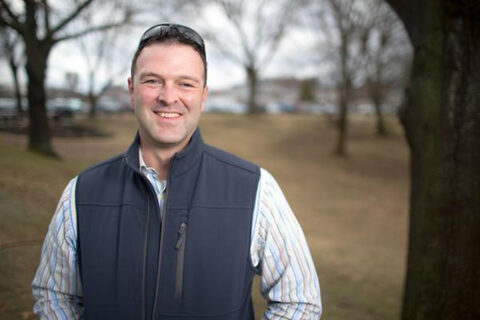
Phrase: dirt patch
[{"left": 0, "top": 120, "right": 111, "bottom": 138}]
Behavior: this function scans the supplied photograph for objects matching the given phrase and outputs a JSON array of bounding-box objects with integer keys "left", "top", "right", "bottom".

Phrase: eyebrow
[{"left": 138, "top": 72, "right": 202, "bottom": 84}]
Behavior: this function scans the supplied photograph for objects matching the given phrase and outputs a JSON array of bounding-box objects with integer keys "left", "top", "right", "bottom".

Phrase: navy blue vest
[{"left": 76, "top": 129, "right": 260, "bottom": 319}]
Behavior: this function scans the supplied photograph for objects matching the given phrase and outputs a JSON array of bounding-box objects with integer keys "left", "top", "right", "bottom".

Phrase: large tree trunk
[
  {"left": 25, "top": 48, "right": 55, "bottom": 156},
  {"left": 24, "top": 0, "right": 56, "bottom": 156},
  {"left": 389, "top": 0, "right": 480, "bottom": 318}
]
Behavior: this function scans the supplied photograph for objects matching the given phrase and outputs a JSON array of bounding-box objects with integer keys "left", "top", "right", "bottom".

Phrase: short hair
[{"left": 130, "top": 24, "right": 207, "bottom": 86}]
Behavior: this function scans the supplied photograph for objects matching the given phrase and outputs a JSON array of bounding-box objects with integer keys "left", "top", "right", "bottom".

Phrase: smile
[{"left": 155, "top": 112, "right": 181, "bottom": 118}]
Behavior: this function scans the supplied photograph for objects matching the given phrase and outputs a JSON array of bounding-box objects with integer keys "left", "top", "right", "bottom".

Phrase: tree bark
[
  {"left": 335, "top": 82, "right": 349, "bottom": 155},
  {"left": 386, "top": 0, "right": 480, "bottom": 318},
  {"left": 88, "top": 94, "right": 98, "bottom": 119},
  {"left": 24, "top": 0, "right": 56, "bottom": 156},
  {"left": 246, "top": 65, "right": 261, "bottom": 114},
  {"left": 25, "top": 47, "right": 55, "bottom": 156},
  {"left": 335, "top": 35, "right": 350, "bottom": 156},
  {"left": 7, "top": 56, "right": 23, "bottom": 116},
  {"left": 370, "top": 82, "right": 387, "bottom": 137}
]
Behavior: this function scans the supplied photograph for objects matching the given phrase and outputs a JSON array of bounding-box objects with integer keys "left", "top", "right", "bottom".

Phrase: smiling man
[{"left": 32, "top": 24, "right": 322, "bottom": 319}]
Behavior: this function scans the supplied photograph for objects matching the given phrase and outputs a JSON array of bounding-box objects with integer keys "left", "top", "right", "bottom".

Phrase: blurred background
[{"left": 1, "top": 0, "right": 478, "bottom": 319}]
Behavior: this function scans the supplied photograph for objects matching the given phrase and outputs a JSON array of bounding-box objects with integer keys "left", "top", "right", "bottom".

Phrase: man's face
[{"left": 128, "top": 43, "right": 208, "bottom": 151}]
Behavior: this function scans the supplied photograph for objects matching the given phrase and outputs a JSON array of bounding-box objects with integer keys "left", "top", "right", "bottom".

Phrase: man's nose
[{"left": 158, "top": 84, "right": 178, "bottom": 105}]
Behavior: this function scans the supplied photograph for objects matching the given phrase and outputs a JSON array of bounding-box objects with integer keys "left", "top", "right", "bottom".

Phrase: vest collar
[{"left": 124, "top": 128, "right": 204, "bottom": 178}]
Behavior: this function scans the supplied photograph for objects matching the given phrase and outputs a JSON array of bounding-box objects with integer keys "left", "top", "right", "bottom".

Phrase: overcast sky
[{"left": 0, "top": 2, "right": 329, "bottom": 93}]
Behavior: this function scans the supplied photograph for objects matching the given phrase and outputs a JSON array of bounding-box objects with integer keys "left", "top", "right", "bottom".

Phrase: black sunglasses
[{"left": 139, "top": 23, "right": 205, "bottom": 52}]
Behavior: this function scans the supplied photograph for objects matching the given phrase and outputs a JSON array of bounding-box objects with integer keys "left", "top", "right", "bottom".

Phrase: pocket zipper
[{"left": 175, "top": 222, "right": 187, "bottom": 298}]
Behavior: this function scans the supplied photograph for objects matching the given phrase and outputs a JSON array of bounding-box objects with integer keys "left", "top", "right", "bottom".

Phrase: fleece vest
[{"left": 75, "top": 128, "right": 260, "bottom": 320}]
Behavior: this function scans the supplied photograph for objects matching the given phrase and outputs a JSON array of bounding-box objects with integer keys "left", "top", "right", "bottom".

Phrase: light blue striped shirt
[{"left": 32, "top": 156, "right": 322, "bottom": 319}]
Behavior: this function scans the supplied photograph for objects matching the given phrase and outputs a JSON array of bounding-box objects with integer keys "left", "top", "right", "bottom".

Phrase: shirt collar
[
  {"left": 124, "top": 128, "right": 204, "bottom": 179},
  {"left": 138, "top": 148, "right": 159, "bottom": 176}
]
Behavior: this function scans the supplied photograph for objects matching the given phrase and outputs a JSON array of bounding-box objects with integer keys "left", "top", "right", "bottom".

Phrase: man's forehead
[
  {"left": 135, "top": 43, "right": 206, "bottom": 83},
  {"left": 138, "top": 42, "right": 203, "bottom": 61}
]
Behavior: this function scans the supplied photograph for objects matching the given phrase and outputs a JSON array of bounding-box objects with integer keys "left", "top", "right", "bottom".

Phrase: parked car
[{"left": 47, "top": 98, "right": 85, "bottom": 120}]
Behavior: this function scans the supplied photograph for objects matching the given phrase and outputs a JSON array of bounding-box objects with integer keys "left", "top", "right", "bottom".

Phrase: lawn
[{"left": 0, "top": 113, "right": 409, "bottom": 319}]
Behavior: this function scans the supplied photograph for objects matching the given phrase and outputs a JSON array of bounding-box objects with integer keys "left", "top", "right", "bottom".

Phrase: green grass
[{"left": 0, "top": 113, "right": 409, "bottom": 319}]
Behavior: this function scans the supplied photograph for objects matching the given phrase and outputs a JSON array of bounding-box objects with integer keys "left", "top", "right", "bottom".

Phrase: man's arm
[
  {"left": 251, "top": 169, "right": 322, "bottom": 319},
  {"left": 32, "top": 178, "right": 84, "bottom": 319}
]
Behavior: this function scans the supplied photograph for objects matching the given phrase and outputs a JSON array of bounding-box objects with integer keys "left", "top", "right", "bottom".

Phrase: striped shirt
[{"left": 32, "top": 157, "right": 322, "bottom": 319}]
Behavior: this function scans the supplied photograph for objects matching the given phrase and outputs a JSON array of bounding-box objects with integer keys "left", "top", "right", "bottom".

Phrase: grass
[{"left": 0, "top": 113, "right": 409, "bottom": 319}]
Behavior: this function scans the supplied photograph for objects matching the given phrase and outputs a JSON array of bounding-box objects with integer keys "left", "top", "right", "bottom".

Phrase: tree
[
  {"left": 0, "top": 26, "right": 24, "bottom": 116},
  {"left": 76, "top": 9, "right": 128, "bottom": 119},
  {"left": 298, "top": 78, "right": 317, "bottom": 103},
  {"left": 313, "top": 0, "right": 367, "bottom": 155},
  {"left": 196, "top": 0, "right": 305, "bottom": 114},
  {"left": 360, "top": 0, "right": 411, "bottom": 137},
  {"left": 385, "top": 0, "right": 480, "bottom": 319},
  {"left": 0, "top": 0, "right": 133, "bottom": 156}
]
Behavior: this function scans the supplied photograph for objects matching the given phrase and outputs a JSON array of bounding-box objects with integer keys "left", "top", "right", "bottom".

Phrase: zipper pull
[{"left": 175, "top": 222, "right": 187, "bottom": 250}]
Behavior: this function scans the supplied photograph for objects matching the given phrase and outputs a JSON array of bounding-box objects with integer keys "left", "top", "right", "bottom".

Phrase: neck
[
  {"left": 138, "top": 131, "right": 195, "bottom": 179},
  {"left": 140, "top": 144, "right": 174, "bottom": 180}
]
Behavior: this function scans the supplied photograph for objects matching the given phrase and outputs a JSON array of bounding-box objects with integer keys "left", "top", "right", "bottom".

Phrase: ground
[{"left": 0, "top": 113, "right": 409, "bottom": 319}]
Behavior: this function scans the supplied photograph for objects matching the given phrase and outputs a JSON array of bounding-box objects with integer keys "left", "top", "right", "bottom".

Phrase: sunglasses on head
[{"left": 139, "top": 23, "right": 205, "bottom": 51}]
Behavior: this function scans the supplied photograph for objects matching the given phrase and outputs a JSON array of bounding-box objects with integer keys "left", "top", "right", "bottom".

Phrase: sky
[{"left": 0, "top": 1, "right": 327, "bottom": 94}]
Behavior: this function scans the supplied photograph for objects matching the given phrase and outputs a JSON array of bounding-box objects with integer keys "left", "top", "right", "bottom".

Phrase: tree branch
[
  {"left": 41, "top": 0, "right": 50, "bottom": 32},
  {"left": 49, "top": 0, "right": 94, "bottom": 36},
  {"left": 0, "top": 0, "right": 23, "bottom": 33},
  {"left": 53, "top": 21, "right": 127, "bottom": 44}
]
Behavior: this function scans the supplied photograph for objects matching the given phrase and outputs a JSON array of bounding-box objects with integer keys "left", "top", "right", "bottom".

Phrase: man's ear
[
  {"left": 201, "top": 85, "right": 209, "bottom": 112},
  {"left": 128, "top": 77, "right": 135, "bottom": 106}
]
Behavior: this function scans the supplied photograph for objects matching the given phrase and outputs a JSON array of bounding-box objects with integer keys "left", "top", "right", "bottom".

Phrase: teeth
[{"left": 158, "top": 112, "right": 180, "bottom": 118}]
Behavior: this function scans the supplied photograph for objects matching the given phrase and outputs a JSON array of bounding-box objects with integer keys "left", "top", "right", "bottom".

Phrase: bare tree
[
  {"left": 195, "top": 0, "right": 305, "bottom": 114},
  {"left": 385, "top": 0, "right": 480, "bottom": 319},
  {"left": 79, "top": 30, "right": 118, "bottom": 119},
  {"left": 313, "top": 0, "right": 367, "bottom": 155},
  {"left": 75, "top": 4, "right": 130, "bottom": 119},
  {"left": 360, "top": 0, "right": 411, "bottom": 137},
  {"left": 0, "top": 0, "right": 133, "bottom": 156},
  {"left": 0, "top": 26, "right": 24, "bottom": 116}
]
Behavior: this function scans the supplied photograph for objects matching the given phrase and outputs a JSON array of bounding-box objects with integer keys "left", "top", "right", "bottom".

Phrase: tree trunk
[
  {"left": 7, "top": 57, "right": 23, "bottom": 117},
  {"left": 246, "top": 65, "right": 261, "bottom": 114},
  {"left": 370, "top": 82, "right": 387, "bottom": 137},
  {"left": 25, "top": 50, "right": 55, "bottom": 156},
  {"left": 374, "top": 99, "right": 386, "bottom": 136},
  {"left": 335, "top": 36, "right": 350, "bottom": 156},
  {"left": 88, "top": 94, "right": 98, "bottom": 119},
  {"left": 397, "top": 1, "right": 480, "bottom": 319},
  {"left": 335, "top": 83, "right": 348, "bottom": 155},
  {"left": 24, "top": 0, "right": 56, "bottom": 156}
]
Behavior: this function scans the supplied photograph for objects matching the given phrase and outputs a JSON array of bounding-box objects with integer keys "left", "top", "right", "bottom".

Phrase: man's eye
[{"left": 144, "top": 79, "right": 159, "bottom": 84}]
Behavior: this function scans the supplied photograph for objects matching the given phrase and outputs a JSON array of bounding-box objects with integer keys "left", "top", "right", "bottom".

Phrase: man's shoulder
[
  {"left": 202, "top": 143, "right": 260, "bottom": 176},
  {"left": 79, "top": 153, "right": 126, "bottom": 177}
]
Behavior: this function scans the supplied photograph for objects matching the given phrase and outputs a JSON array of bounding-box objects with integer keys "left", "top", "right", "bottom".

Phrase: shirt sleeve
[
  {"left": 32, "top": 177, "right": 84, "bottom": 319},
  {"left": 251, "top": 169, "right": 322, "bottom": 319}
]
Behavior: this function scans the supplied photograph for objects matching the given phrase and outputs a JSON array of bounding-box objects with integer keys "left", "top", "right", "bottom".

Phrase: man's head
[
  {"left": 128, "top": 24, "right": 208, "bottom": 153},
  {"left": 131, "top": 23, "right": 207, "bottom": 86}
]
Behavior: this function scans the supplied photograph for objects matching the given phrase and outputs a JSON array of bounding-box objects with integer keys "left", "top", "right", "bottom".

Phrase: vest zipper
[
  {"left": 174, "top": 222, "right": 187, "bottom": 298},
  {"left": 135, "top": 169, "right": 161, "bottom": 320},
  {"left": 151, "top": 160, "right": 173, "bottom": 319}
]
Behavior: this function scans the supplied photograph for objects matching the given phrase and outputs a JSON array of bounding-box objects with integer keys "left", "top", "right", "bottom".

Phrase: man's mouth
[{"left": 155, "top": 111, "right": 181, "bottom": 118}]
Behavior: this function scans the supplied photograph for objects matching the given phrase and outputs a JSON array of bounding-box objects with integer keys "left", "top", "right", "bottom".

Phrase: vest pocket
[{"left": 174, "top": 221, "right": 187, "bottom": 298}]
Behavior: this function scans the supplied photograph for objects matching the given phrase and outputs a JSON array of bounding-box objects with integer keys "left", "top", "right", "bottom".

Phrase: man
[{"left": 32, "top": 23, "right": 321, "bottom": 319}]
